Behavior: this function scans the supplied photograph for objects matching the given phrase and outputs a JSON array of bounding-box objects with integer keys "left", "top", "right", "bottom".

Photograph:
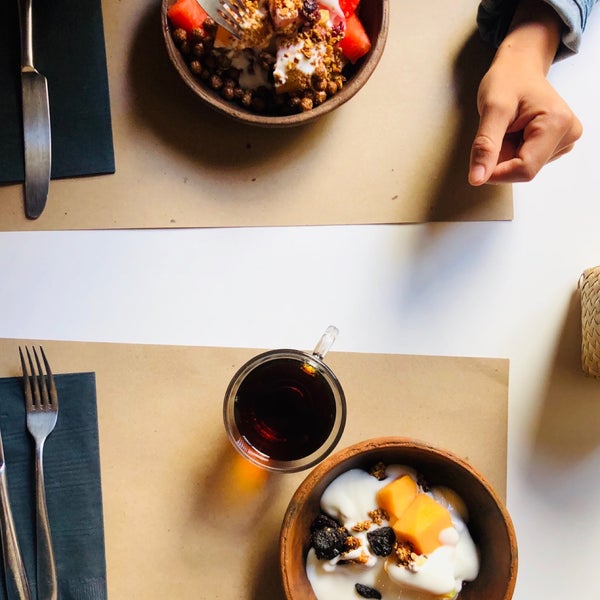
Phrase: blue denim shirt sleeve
[{"left": 478, "top": 0, "right": 597, "bottom": 56}]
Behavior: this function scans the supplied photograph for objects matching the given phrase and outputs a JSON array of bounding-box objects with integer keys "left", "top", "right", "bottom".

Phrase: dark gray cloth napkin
[
  {"left": 0, "top": 0, "right": 115, "bottom": 184},
  {"left": 0, "top": 373, "right": 107, "bottom": 600}
]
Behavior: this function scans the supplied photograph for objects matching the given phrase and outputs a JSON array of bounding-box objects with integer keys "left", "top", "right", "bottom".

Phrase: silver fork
[
  {"left": 197, "top": 0, "right": 250, "bottom": 37},
  {"left": 19, "top": 347, "right": 58, "bottom": 600}
]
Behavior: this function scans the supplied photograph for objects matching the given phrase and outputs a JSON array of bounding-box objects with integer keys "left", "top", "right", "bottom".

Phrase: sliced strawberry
[
  {"left": 167, "top": 0, "right": 208, "bottom": 32},
  {"left": 339, "top": 0, "right": 361, "bottom": 18},
  {"left": 339, "top": 12, "right": 371, "bottom": 63}
]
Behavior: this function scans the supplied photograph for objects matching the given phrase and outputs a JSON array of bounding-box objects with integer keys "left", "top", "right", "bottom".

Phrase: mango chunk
[
  {"left": 376, "top": 475, "right": 419, "bottom": 521},
  {"left": 392, "top": 493, "right": 453, "bottom": 555}
]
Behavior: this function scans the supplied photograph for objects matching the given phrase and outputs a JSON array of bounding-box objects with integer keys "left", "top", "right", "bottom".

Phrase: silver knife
[
  {"left": 17, "top": 0, "right": 51, "bottom": 220},
  {"left": 0, "top": 424, "right": 32, "bottom": 600}
]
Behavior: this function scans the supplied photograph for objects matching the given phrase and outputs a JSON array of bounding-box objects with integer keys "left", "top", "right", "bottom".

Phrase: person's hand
[
  {"left": 469, "top": 0, "right": 583, "bottom": 186},
  {"left": 469, "top": 54, "right": 583, "bottom": 185}
]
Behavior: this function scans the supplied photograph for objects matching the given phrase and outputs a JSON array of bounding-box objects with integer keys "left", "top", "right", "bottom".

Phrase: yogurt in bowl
[{"left": 306, "top": 464, "right": 480, "bottom": 599}]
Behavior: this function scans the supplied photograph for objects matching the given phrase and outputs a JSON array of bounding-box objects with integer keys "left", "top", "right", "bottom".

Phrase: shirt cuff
[{"left": 477, "top": 0, "right": 589, "bottom": 58}]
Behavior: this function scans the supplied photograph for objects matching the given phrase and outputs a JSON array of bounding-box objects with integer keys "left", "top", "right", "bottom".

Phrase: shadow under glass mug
[{"left": 223, "top": 326, "right": 346, "bottom": 473}]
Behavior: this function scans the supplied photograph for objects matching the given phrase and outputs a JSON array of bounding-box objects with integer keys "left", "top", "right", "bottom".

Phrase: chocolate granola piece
[{"left": 355, "top": 583, "right": 382, "bottom": 599}]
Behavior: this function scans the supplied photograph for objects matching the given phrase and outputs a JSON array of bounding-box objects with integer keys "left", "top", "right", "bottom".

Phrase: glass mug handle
[{"left": 312, "top": 325, "right": 339, "bottom": 360}]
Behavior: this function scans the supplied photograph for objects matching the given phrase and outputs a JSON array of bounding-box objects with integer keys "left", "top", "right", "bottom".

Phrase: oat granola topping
[
  {"left": 352, "top": 520, "right": 373, "bottom": 532},
  {"left": 345, "top": 535, "right": 361, "bottom": 551},
  {"left": 368, "top": 508, "right": 389, "bottom": 525},
  {"left": 369, "top": 462, "right": 387, "bottom": 480},
  {"left": 168, "top": 0, "right": 356, "bottom": 115},
  {"left": 393, "top": 540, "right": 417, "bottom": 567}
]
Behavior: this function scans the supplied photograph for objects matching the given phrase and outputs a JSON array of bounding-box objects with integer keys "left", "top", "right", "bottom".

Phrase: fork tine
[
  {"left": 232, "top": 0, "right": 253, "bottom": 15},
  {"left": 214, "top": 0, "right": 245, "bottom": 33},
  {"left": 40, "top": 347, "right": 58, "bottom": 407},
  {"left": 220, "top": 0, "right": 249, "bottom": 18},
  {"left": 196, "top": 0, "right": 243, "bottom": 38},
  {"left": 25, "top": 347, "right": 42, "bottom": 408},
  {"left": 18, "top": 346, "right": 33, "bottom": 407},
  {"left": 216, "top": 8, "right": 242, "bottom": 30},
  {"left": 32, "top": 347, "right": 50, "bottom": 406}
]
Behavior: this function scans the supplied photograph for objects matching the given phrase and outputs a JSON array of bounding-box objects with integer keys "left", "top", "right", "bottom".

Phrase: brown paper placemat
[
  {"left": 0, "top": 0, "right": 511, "bottom": 230},
  {"left": 0, "top": 339, "right": 508, "bottom": 597}
]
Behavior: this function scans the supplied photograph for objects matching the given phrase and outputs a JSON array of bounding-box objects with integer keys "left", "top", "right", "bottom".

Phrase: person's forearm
[{"left": 495, "top": 0, "right": 563, "bottom": 73}]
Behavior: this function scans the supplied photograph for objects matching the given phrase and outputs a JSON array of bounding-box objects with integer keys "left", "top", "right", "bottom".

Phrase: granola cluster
[{"left": 169, "top": 0, "right": 347, "bottom": 115}]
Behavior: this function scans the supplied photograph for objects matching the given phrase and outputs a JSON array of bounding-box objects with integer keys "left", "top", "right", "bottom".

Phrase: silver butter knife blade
[
  {"left": 20, "top": 69, "right": 51, "bottom": 219},
  {"left": 0, "top": 426, "right": 32, "bottom": 600},
  {"left": 17, "top": 0, "right": 51, "bottom": 220}
]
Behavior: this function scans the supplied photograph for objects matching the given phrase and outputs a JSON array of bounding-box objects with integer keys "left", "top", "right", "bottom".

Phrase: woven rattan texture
[{"left": 580, "top": 265, "right": 600, "bottom": 376}]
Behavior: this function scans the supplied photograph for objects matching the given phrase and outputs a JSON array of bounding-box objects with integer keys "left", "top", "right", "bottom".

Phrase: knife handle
[
  {"left": 16, "top": 0, "right": 34, "bottom": 70},
  {"left": 0, "top": 472, "right": 32, "bottom": 600}
]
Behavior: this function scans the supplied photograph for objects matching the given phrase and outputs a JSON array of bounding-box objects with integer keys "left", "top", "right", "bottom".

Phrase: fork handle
[
  {"left": 0, "top": 471, "right": 32, "bottom": 600},
  {"left": 34, "top": 443, "right": 58, "bottom": 600}
]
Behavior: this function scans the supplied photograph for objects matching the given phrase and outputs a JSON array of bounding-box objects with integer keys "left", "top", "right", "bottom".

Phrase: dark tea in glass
[
  {"left": 233, "top": 357, "right": 337, "bottom": 461},
  {"left": 224, "top": 341, "right": 346, "bottom": 473}
]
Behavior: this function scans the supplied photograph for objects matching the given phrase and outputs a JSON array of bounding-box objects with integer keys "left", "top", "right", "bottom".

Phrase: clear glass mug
[{"left": 223, "top": 326, "right": 346, "bottom": 473}]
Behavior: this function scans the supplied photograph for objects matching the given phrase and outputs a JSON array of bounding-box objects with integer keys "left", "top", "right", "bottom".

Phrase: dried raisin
[
  {"left": 310, "top": 514, "right": 340, "bottom": 532},
  {"left": 367, "top": 526, "right": 395, "bottom": 557},
  {"left": 355, "top": 583, "right": 382, "bottom": 599},
  {"left": 310, "top": 514, "right": 348, "bottom": 560}
]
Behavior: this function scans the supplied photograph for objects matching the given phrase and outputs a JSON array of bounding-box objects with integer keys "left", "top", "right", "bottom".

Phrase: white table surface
[{"left": 1, "top": 10, "right": 599, "bottom": 599}]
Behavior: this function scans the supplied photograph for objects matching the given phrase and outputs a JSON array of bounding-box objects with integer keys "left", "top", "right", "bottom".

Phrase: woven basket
[{"left": 580, "top": 265, "right": 600, "bottom": 376}]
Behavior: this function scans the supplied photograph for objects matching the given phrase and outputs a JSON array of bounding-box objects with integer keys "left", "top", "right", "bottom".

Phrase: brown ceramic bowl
[
  {"left": 161, "top": 0, "right": 390, "bottom": 127},
  {"left": 280, "top": 437, "right": 518, "bottom": 600}
]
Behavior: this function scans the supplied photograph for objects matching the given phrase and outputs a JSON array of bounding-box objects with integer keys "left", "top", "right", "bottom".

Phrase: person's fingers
[
  {"left": 486, "top": 142, "right": 576, "bottom": 184},
  {"left": 486, "top": 112, "right": 583, "bottom": 183},
  {"left": 549, "top": 142, "right": 576, "bottom": 161},
  {"left": 469, "top": 104, "right": 514, "bottom": 186},
  {"left": 485, "top": 158, "right": 536, "bottom": 184},
  {"left": 521, "top": 112, "right": 581, "bottom": 173},
  {"left": 513, "top": 117, "right": 563, "bottom": 179},
  {"left": 497, "top": 131, "right": 523, "bottom": 163},
  {"left": 549, "top": 113, "right": 583, "bottom": 159}
]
